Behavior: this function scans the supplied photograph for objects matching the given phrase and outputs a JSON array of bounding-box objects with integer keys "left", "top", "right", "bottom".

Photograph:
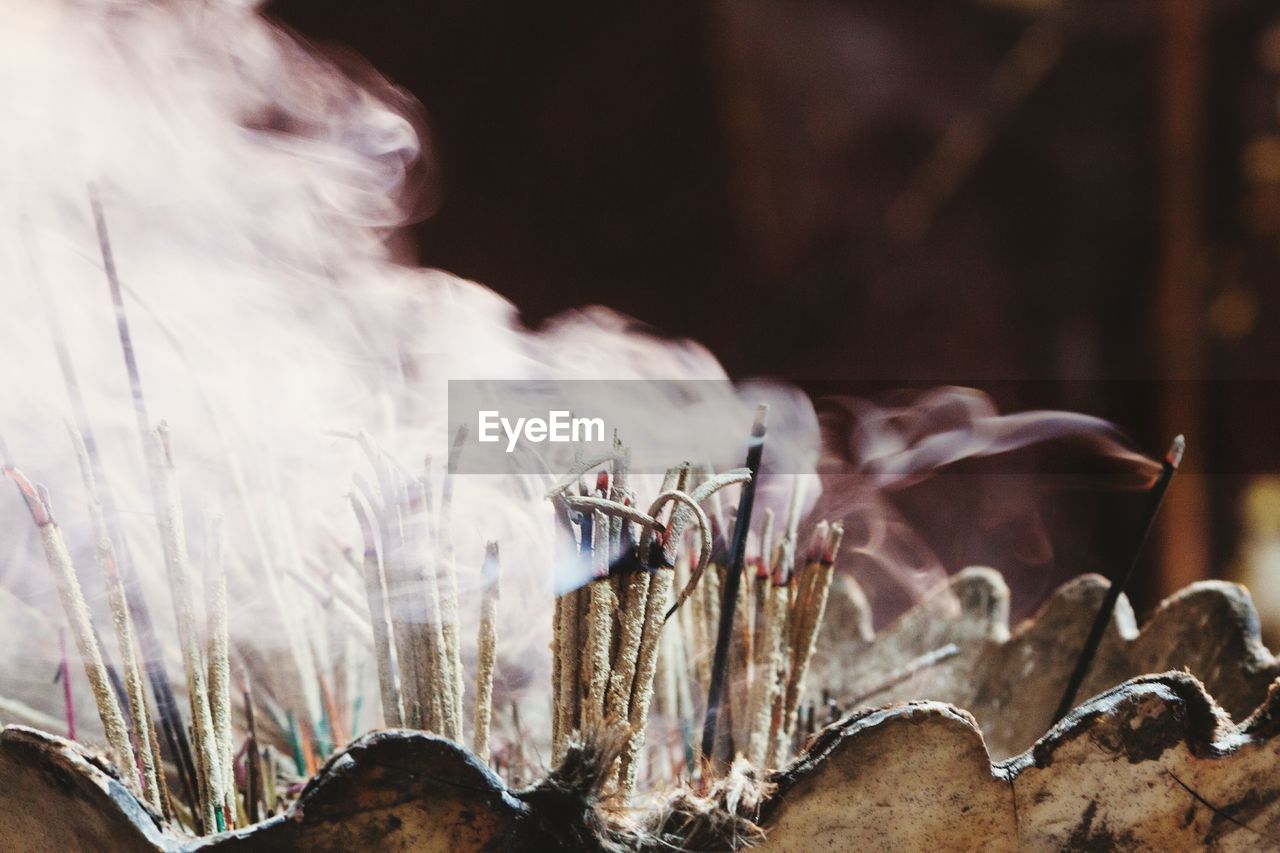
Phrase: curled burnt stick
[
  {"left": 349, "top": 489, "right": 403, "bottom": 727},
  {"left": 66, "top": 423, "right": 162, "bottom": 812},
  {"left": 782, "top": 523, "right": 844, "bottom": 746},
  {"left": 661, "top": 468, "right": 753, "bottom": 622},
  {"left": 5, "top": 468, "right": 138, "bottom": 792},
  {"left": 152, "top": 426, "right": 225, "bottom": 831},
  {"left": 474, "top": 542, "right": 500, "bottom": 762}
]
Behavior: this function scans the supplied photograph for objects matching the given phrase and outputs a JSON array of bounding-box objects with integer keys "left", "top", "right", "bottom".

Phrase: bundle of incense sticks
[
  {"left": 5, "top": 427, "right": 241, "bottom": 833},
  {"left": 653, "top": 486, "right": 843, "bottom": 774},
  {"left": 348, "top": 435, "right": 465, "bottom": 741},
  {"left": 547, "top": 444, "right": 751, "bottom": 799}
]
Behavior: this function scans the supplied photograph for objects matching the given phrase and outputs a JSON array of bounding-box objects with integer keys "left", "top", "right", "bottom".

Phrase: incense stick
[
  {"left": 6, "top": 470, "right": 137, "bottom": 789},
  {"left": 473, "top": 542, "right": 500, "bottom": 762},
  {"left": 65, "top": 422, "right": 162, "bottom": 811},
  {"left": 1051, "top": 435, "right": 1185, "bottom": 724},
  {"left": 204, "top": 515, "right": 236, "bottom": 828},
  {"left": 349, "top": 490, "right": 403, "bottom": 727},
  {"left": 700, "top": 406, "right": 768, "bottom": 766},
  {"left": 152, "top": 426, "right": 224, "bottom": 831},
  {"left": 782, "top": 523, "right": 843, "bottom": 744}
]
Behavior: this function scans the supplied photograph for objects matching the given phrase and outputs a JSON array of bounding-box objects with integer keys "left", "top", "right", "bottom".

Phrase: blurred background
[{"left": 269, "top": 0, "right": 1280, "bottom": 636}]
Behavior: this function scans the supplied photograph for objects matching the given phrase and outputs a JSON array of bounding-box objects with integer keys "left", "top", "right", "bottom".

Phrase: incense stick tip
[{"left": 1166, "top": 435, "right": 1185, "bottom": 469}]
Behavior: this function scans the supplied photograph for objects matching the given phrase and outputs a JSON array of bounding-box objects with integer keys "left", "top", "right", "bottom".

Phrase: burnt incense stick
[
  {"left": 473, "top": 542, "right": 500, "bottom": 762},
  {"left": 700, "top": 405, "right": 768, "bottom": 766},
  {"left": 1051, "top": 435, "right": 1185, "bottom": 724}
]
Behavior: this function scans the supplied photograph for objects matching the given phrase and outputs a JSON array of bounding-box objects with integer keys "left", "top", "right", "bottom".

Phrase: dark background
[{"left": 270, "top": 0, "right": 1280, "bottom": 622}]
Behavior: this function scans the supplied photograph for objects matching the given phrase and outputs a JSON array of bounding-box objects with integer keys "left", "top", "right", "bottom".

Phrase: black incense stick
[
  {"left": 699, "top": 405, "right": 768, "bottom": 765},
  {"left": 1051, "top": 435, "right": 1184, "bottom": 724}
]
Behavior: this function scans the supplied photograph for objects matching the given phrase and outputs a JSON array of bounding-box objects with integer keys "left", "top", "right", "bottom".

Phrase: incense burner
[{"left": 4, "top": 569, "right": 1277, "bottom": 851}]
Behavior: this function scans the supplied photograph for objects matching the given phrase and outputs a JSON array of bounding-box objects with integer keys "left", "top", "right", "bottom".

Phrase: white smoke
[{"left": 0, "top": 0, "right": 819, "bottom": 740}]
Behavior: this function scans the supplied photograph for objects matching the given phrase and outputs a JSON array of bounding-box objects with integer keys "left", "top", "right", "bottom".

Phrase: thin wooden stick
[{"left": 473, "top": 542, "right": 500, "bottom": 762}]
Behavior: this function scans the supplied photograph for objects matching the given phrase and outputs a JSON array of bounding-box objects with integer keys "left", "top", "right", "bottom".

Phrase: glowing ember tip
[{"left": 1166, "top": 434, "right": 1186, "bottom": 469}]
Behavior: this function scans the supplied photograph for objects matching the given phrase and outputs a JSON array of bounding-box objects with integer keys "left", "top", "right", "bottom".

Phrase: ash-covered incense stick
[
  {"left": 551, "top": 497, "right": 580, "bottom": 763},
  {"left": 582, "top": 510, "right": 614, "bottom": 729},
  {"left": 700, "top": 405, "right": 768, "bottom": 766},
  {"left": 749, "top": 532, "right": 794, "bottom": 767},
  {"left": 204, "top": 515, "right": 236, "bottom": 827},
  {"left": 66, "top": 422, "right": 163, "bottom": 812},
  {"left": 5, "top": 469, "right": 137, "bottom": 790},
  {"left": 57, "top": 629, "right": 74, "bottom": 741},
  {"left": 152, "top": 425, "right": 225, "bottom": 832},
  {"left": 87, "top": 190, "right": 198, "bottom": 810},
  {"left": 473, "top": 542, "right": 500, "bottom": 762},
  {"left": 439, "top": 427, "right": 468, "bottom": 737},
  {"left": 782, "top": 523, "right": 843, "bottom": 743},
  {"left": 1051, "top": 435, "right": 1185, "bottom": 724},
  {"left": 349, "top": 490, "right": 403, "bottom": 727}
]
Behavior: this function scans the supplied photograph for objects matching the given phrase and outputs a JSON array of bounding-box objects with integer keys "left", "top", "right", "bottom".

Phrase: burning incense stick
[
  {"left": 1051, "top": 435, "right": 1185, "bottom": 724},
  {"left": 473, "top": 542, "right": 500, "bottom": 762},
  {"left": 700, "top": 406, "right": 768, "bottom": 766},
  {"left": 6, "top": 469, "right": 137, "bottom": 788},
  {"left": 66, "top": 422, "right": 162, "bottom": 811}
]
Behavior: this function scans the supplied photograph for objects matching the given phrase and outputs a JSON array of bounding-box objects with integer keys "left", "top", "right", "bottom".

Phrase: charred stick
[
  {"left": 700, "top": 405, "right": 768, "bottom": 765},
  {"left": 1051, "top": 435, "right": 1185, "bottom": 724}
]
